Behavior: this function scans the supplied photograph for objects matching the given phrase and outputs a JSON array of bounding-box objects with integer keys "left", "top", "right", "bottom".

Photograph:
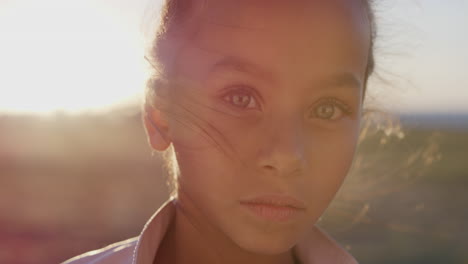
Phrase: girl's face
[{"left": 162, "top": 0, "right": 370, "bottom": 255}]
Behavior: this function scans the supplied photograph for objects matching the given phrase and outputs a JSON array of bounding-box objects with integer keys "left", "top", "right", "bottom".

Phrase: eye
[
  {"left": 310, "top": 98, "right": 351, "bottom": 121},
  {"left": 223, "top": 88, "right": 259, "bottom": 110}
]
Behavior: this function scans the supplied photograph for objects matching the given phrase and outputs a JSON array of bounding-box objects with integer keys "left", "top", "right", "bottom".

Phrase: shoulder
[
  {"left": 62, "top": 199, "right": 176, "bottom": 264},
  {"left": 62, "top": 237, "right": 138, "bottom": 264}
]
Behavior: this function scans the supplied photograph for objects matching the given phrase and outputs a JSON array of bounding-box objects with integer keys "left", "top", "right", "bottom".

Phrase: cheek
[
  {"left": 301, "top": 125, "right": 360, "bottom": 211},
  {"left": 311, "top": 128, "right": 358, "bottom": 172},
  {"left": 168, "top": 105, "right": 256, "bottom": 168},
  {"left": 166, "top": 98, "right": 246, "bottom": 156},
  {"left": 167, "top": 112, "right": 245, "bottom": 194}
]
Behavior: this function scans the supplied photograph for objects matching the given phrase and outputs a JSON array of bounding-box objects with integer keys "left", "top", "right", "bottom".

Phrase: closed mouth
[{"left": 239, "top": 194, "right": 306, "bottom": 210}]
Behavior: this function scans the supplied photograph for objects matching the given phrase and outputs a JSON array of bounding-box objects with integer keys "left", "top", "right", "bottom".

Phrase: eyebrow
[
  {"left": 208, "top": 56, "right": 274, "bottom": 81},
  {"left": 209, "top": 56, "right": 362, "bottom": 90},
  {"left": 317, "top": 72, "right": 363, "bottom": 91}
]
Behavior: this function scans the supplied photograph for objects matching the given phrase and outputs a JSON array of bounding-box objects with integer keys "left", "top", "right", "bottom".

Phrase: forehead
[
  {"left": 176, "top": 0, "right": 370, "bottom": 84},
  {"left": 202, "top": 0, "right": 368, "bottom": 27}
]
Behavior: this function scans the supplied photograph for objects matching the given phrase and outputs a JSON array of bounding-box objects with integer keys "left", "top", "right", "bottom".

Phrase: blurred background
[{"left": 0, "top": 0, "right": 467, "bottom": 263}]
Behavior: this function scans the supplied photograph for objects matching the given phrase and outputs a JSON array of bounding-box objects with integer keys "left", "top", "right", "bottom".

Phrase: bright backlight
[{"left": 0, "top": 0, "right": 148, "bottom": 114}]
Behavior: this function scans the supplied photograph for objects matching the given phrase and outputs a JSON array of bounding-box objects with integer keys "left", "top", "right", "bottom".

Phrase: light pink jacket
[{"left": 63, "top": 200, "right": 357, "bottom": 264}]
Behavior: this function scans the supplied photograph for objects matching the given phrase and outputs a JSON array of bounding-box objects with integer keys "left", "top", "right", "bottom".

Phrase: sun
[{"left": 0, "top": 0, "right": 149, "bottom": 115}]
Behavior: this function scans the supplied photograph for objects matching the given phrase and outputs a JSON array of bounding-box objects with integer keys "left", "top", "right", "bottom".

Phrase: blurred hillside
[
  {"left": 0, "top": 112, "right": 467, "bottom": 264},
  {"left": 0, "top": 112, "right": 169, "bottom": 264}
]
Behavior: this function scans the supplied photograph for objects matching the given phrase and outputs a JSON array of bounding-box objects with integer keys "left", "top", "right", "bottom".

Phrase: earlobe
[{"left": 143, "top": 106, "right": 171, "bottom": 151}]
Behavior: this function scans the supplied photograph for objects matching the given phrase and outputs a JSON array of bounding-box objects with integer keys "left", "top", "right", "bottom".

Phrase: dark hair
[{"left": 143, "top": 0, "right": 377, "bottom": 196}]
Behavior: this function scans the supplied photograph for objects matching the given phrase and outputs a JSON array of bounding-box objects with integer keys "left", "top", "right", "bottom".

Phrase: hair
[{"left": 143, "top": 0, "right": 377, "bottom": 196}]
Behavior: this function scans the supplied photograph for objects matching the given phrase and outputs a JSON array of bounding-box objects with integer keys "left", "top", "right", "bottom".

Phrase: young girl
[{"left": 64, "top": 0, "right": 375, "bottom": 263}]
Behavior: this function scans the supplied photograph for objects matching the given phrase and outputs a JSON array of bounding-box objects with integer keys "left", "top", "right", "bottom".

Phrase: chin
[
  {"left": 223, "top": 220, "right": 303, "bottom": 255},
  {"left": 235, "top": 231, "right": 298, "bottom": 255}
]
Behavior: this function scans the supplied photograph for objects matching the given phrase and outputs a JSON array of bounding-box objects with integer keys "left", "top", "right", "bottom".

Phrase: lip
[{"left": 239, "top": 194, "right": 306, "bottom": 222}]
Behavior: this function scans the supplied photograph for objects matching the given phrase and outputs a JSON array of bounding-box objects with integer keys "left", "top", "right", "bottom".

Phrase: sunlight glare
[{"left": 0, "top": 0, "right": 148, "bottom": 114}]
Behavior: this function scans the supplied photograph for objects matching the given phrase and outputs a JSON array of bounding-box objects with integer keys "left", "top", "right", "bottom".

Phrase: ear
[{"left": 143, "top": 104, "right": 171, "bottom": 151}]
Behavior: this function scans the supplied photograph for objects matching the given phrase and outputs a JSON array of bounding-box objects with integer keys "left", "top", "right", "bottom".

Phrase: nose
[{"left": 256, "top": 117, "right": 305, "bottom": 177}]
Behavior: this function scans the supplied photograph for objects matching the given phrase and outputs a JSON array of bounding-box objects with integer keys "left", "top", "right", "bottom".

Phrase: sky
[{"left": 0, "top": 0, "right": 467, "bottom": 115}]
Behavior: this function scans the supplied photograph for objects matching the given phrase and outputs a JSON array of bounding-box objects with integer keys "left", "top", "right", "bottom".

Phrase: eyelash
[{"left": 221, "top": 87, "right": 352, "bottom": 121}]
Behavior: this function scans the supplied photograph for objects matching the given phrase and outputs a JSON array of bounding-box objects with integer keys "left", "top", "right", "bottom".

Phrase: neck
[{"left": 155, "top": 195, "right": 296, "bottom": 264}]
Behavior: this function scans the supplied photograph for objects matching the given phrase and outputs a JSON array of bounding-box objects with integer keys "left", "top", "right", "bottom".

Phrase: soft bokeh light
[{"left": 0, "top": 0, "right": 148, "bottom": 114}]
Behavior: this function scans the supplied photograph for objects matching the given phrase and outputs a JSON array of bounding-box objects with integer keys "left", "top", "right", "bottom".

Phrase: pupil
[
  {"left": 234, "top": 95, "right": 249, "bottom": 106},
  {"left": 317, "top": 105, "right": 334, "bottom": 118}
]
